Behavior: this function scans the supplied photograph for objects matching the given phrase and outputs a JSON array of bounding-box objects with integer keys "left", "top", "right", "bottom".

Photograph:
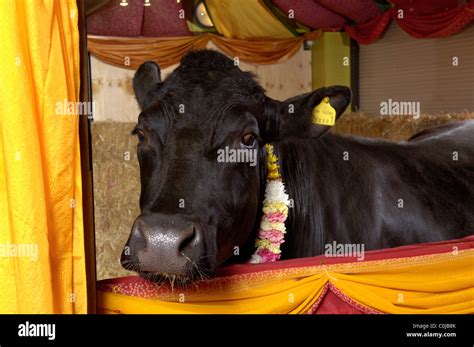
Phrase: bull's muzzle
[{"left": 121, "top": 213, "right": 202, "bottom": 276}]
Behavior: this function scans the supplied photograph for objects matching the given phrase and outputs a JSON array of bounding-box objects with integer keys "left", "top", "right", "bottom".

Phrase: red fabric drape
[
  {"left": 391, "top": 0, "right": 460, "bottom": 16},
  {"left": 394, "top": 3, "right": 474, "bottom": 38},
  {"left": 347, "top": 2, "right": 474, "bottom": 44},
  {"left": 309, "top": 283, "right": 382, "bottom": 314},
  {"left": 345, "top": 11, "right": 392, "bottom": 45},
  {"left": 272, "top": 0, "right": 346, "bottom": 30},
  {"left": 273, "top": 0, "right": 474, "bottom": 44}
]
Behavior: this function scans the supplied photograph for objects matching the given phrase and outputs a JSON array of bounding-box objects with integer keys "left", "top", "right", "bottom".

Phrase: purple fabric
[
  {"left": 272, "top": 0, "right": 381, "bottom": 30},
  {"left": 87, "top": 0, "right": 190, "bottom": 37},
  {"left": 87, "top": 1, "right": 143, "bottom": 37},
  {"left": 316, "top": 0, "right": 381, "bottom": 23},
  {"left": 142, "top": 0, "right": 190, "bottom": 37},
  {"left": 273, "top": 0, "right": 345, "bottom": 30}
]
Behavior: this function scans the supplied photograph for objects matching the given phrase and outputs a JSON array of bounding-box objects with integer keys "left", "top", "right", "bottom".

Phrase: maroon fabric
[
  {"left": 346, "top": 2, "right": 474, "bottom": 44},
  {"left": 87, "top": 1, "right": 143, "bottom": 37},
  {"left": 273, "top": 0, "right": 346, "bottom": 30},
  {"left": 87, "top": 0, "right": 190, "bottom": 37},
  {"left": 391, "top": 0, "right": 460, "bottom": 16},
  {"left": 311, "top": 286, "right": 367, "bottom": 314},
  {"left": 316, "top": 0, "right": 381, "bottom": 23},
  {"left": 141, "top": 0, "right": 190, "bottom": 37},
  {"left": 273, "top": 0, "right": 474, "bottom": 44},
  {"left": 215, "top": 235, "right": 474, "bottom": 277},
  {"left": 393, "top": 3, "right": 474, "bottom": 38},
  {"left": 344, "top": 11, "right": 391, "bottom": 44}
]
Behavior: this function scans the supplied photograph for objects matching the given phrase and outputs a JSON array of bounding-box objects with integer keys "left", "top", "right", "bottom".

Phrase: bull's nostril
[
  {"left": 178, "top": 226, "right": 197, "bottom": 254},
  {"left": 131, "top": 221, "right": 147, "bottom": 251},
  {"left": 121, "top": 219, "right": 147, "bottom": 271}
]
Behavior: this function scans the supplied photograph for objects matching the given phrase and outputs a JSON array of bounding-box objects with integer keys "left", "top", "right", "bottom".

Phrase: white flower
[{"left": 264, "top": 180, "right": 290, "bottom": 205}]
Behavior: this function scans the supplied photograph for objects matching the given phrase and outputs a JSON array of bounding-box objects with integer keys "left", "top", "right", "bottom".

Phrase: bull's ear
[
  {"left": 261, "top": 86, "right": 351, "bottom": 141},
  {"left": 133, "top": 61, "right": 162, "bottom": 110}
]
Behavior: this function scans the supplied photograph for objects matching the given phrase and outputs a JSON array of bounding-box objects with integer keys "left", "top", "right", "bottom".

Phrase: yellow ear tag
[{"left": 312, "top": 97, "right": 336, "bottom": 126}]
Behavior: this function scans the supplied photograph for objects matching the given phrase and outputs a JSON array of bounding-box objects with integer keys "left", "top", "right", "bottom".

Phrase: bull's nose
[{"left": 121, "top": 213, "right": 201, "bottom": 275}]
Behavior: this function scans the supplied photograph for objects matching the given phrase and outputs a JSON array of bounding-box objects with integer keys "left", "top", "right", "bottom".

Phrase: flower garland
[{"left": 250, "top": 143, "right": 290, "bottom": 263}]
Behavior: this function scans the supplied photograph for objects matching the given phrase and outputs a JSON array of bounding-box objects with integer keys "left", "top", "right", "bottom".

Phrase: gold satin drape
[
  {"left": 0, "top": 0, "right": 86, "bottom": 313},
  {"left": 205, "top": 0, "right": 294, "bottom": 39},
  {"left": 98, "top": 249, "right": 474, "bottom": 314},
  {"left": 87, "top": 34, "right": 308, "bottom": 69},
  {"left": 88, "top": 35, "right": 208, "bottom": 69},
  {"left": 211, "top": 35, "right": 304, "bottom": 65}
]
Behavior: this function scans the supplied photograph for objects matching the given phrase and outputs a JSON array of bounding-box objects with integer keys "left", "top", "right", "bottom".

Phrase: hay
[
  {"left": 92, "top": 121, "right": 140, "bottom": 280},
  {"left": 92, "top": 113, "right": 474, "bottom": 280},
  {"left": 332, "top": 112, "right": 474, "bottom": 140}
]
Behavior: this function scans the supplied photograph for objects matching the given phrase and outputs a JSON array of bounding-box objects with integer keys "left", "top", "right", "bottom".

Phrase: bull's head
[{"left": 121, "top": 50, "right": 351, "bottom": 283}]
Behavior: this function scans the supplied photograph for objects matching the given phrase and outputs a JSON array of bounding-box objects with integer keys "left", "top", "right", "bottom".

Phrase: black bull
[{"left": 120, "top": 50, "right": 473, "bottom": 284}]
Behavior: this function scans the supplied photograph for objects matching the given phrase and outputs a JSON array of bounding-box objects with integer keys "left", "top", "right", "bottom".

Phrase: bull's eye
[
  {"left": 136, "top": 130, "right": 145, "bottom": 143},
  {"left": 241, "top": 133, "right": 257, "bottom": 148}
]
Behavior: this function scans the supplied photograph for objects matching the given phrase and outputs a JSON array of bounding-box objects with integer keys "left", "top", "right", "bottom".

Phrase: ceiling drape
[
  {"left": 273, "top": 0, "right": 474, "bottom": 44},
  {"left": 205, "top": 0, "right": 295, "bottom": 39},
  {"left": 87, "top": 33, "right": 314, "bottom": 69}
]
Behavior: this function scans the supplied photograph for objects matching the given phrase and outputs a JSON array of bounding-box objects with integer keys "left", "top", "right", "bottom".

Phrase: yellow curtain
[
  {"left": 98, "top": 249, "right": 474, "bottom": 314},
  {"left": 206, "top": 0, "right": 294, "bottom": 39},
  {"left": 0, "top": 0, "right": 86, "bottom": 313}
]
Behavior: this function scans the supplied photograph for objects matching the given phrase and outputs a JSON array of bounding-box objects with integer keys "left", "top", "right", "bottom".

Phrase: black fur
[{"left": 277, "top": 126, "right": 474, "bottom": 258}]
